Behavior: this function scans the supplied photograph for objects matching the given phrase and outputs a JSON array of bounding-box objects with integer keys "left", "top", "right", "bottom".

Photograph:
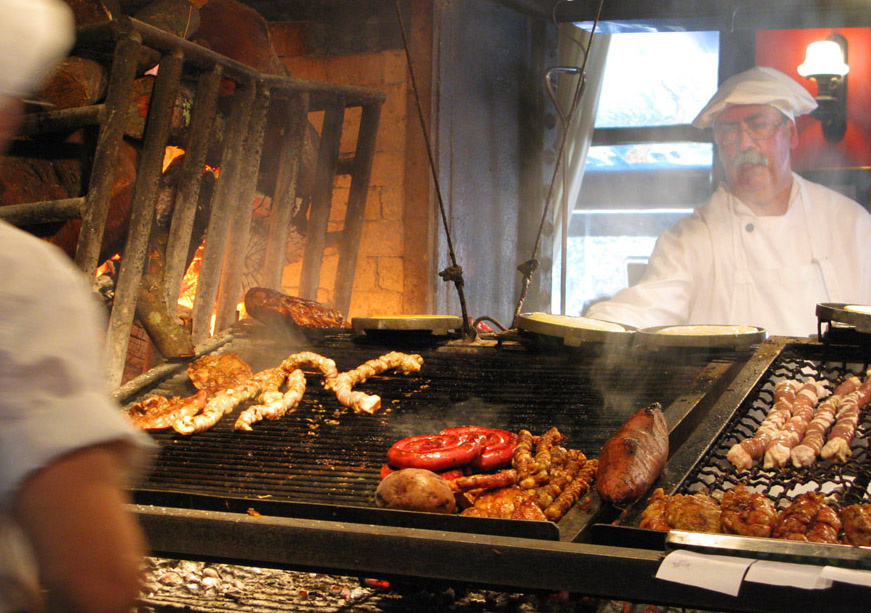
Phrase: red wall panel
[{"left": 756, "top": 28, "right": 871, "bottom": 169}]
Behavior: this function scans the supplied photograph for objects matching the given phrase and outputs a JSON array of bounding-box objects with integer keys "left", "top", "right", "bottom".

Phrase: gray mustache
[{"left": 732, "top": 149, "right": 768, "bottom": 169}]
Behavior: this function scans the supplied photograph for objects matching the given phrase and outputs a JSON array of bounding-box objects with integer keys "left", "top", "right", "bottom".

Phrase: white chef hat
[
  {"left": 692, "top": 66, "right": 818, "bottom": 129},
  {"left": 0, "top": 0, "right": 74, "bottom": 99}
]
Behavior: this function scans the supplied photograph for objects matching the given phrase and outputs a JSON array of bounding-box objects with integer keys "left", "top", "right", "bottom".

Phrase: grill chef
[
  {"left": 585, "top": 66, "right": 871, "bottom": 337},
  {"left": 0, "top": 1, "right": 154, "bottom": 611}
]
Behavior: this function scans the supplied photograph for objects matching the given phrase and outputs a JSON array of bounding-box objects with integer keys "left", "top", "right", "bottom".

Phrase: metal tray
[
  {"left": 515, "top": 313, "right": 635, "bottom": 348},
  {"left": 817, "top": 303, "right": 871, "bottom": 334},
  {"left": 635, "top": 325, "right": 767, "bottom": 349}
]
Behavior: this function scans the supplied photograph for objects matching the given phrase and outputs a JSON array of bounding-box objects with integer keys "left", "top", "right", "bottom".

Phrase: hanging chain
[
  {"left": 393, "top": 0, "right": 475, "bottom": 339},
  {"left": 510, "top": 0, "right": 604, "bottom": 328}
]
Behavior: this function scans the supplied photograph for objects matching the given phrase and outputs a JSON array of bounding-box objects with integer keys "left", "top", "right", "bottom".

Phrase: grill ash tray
[{"left": 132, "top": 490, "right": 560, "bottom": 540}]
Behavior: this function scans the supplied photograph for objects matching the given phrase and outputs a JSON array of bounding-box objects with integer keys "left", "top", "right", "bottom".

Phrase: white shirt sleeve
[
  {"left": 0, "top": 222, "right": 153, "bottom": 509},
  {"left": 585, "top": 212, "right": 711, "bottom": 329}
]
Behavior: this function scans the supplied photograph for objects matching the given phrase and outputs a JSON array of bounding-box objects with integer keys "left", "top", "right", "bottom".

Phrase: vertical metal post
[
  {"left": 74, "top": 27, "right": 142, "bottom": 277},
  {"left": 164, "top": 65, "right": 223, "bottom": 306},
  {"left": 191, "top": 80, "right": 257, "bottom": 344},
  {"left": 214, "top": 82, "right": 271, "bottom": 331},
  {"left": 263, "top": 92, "right": 310, "bottom": 290},
  {"left": 334, "top": 102, "right": 382, "bottom": 316},
  {"left": 299, "top": 99, "right": 345, "bottom": 301},
  {"left": 106, "top": 49, "right": 185, "bottom": 387}
]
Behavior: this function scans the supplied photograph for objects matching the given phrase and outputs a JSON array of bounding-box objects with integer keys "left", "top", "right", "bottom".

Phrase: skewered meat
[
  {"left": 727, "top": 379, "right": 798, "bottom": 470},
  {"left": 638, "top": 488, "right": 721, "bottom": 533},
  {"left": 244, "top": 286, "right": 348, "bottom": 329},
  {"left": 821, "top": 370, "right": 871, "bottom": 463},
  {"left": 763, "top": 380, "right": 825, "bottom": 469},
  {"left": 596, "top": 403, "right": 668, "bottom": 505},
  {"left": 772, "top": 492, "right": 842, "bottom": 544},
  {"left": 187, "top": 352, "right": 253, "bottom": 393},
  {"left": 543, "top": 458, "right": 598, "bottom": 521},
  {"left": 841, "top": 504, "right": 871, "bottom": 546},
  {"left": 460, "top": 486, "right": 545, "bottom": 521},
  {"left": 235, "top": 368, "right": 306, "bottom": 431},
  {"left": 719, "top": 484, "right": 778, "bottom": 538},
  {"left": 328, "top": 351, "right": 424, "bottom": 414},
  {"left": 126, "top": 390, "right": 208, "bottom": 430},
  {"left": 172, "top": 367, "right": 286, "bottom": 435},
  {"left": 791, "top": 376, "right": 860, "bottom": 467}
]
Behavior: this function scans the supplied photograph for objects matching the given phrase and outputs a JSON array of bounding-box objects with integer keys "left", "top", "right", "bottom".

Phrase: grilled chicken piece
[
  {"left": 187, "top": 352, "right": 253, "bottom": 393},
  {"left": 720, "top": 484, "right": 778, "bottom": 538},
  {"left": 841, "top": 504, "right": 871, "bottom": 546},
  {"left": 638, "top": 488, "right": 721, "bottom": 533},
  {"left": 772, "top": 492, "right": 842, "bottom": 544},
  {"left": 126, "top": 390, "right": 208, "bottom": 430},
  {"left": 460, "top": 486, "right": 545, "bottom": 520}
]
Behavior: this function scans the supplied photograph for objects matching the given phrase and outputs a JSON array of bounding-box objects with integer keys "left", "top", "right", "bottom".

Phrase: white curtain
[{"left": 550, "top": 24, "right": 610, "bottom": 314}]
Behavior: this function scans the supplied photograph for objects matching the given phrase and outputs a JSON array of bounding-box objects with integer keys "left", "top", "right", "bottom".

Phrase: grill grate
[
  {"left": 132, "top": 329, "right": 723, "bottom": 517},
  {"left": 676, "top": 343, "right": 871, "bottom": 508}
]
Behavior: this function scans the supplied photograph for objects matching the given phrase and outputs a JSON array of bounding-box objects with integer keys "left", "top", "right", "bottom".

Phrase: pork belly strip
[
  {"left": 727, "top": 379, "right": 798, "bottom": 470},
  {"left": 763, "top": 380, "right": 826, "bottom": 469},
  {"left": 821, "top": 370, "right": 871, "bottom": 462},
  {"left": 791, "top": 376, "right": 860, "bottom": 467}
]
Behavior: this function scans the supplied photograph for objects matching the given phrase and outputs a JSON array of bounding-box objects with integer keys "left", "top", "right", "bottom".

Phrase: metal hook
[{"left": 545, "top": 65, "right": 582, "bottom": 126}]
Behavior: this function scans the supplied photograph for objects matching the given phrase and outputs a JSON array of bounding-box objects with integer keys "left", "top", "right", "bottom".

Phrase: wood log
[
  {"left": 134, "top": 0, "right": 201, "bottom": 40},
  {"left": 65, "top": 0, "right": 122, "bottom": 24},
  {"left": 38, "top": 56, "right": 108, "bottom": 110},
  {"left": 193, "top": 0, "right": 288, "bottom": 96},
  {"left": 48, "top": 138, "right": 140, "bottom": 262},
  {"left": 124, "top": 75, "right": 195, "bottom": 144}
]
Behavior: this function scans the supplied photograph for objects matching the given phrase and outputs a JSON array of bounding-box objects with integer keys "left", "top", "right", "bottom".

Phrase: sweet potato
[
  {"left": 596, "top": 403, "right": 668, "bottom": 505},
  {"left": 374, "top": 468, "right": 457, "bottom": 514}
]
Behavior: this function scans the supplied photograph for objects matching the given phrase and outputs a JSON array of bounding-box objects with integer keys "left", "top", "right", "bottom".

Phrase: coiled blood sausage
[
  {"left": 386, "top": 426, "right": 517, "bottom": 473},
  {"left": 440, "top": 426, "right": 517, "bottom": 471},
  {"left": 386, "top": 433, "right": 483, "bottom": 472}
]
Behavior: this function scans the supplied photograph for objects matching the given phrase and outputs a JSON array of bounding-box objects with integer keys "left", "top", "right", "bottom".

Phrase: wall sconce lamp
[{"left": 797, "top": 33, "right": 849, "bottom": 143}]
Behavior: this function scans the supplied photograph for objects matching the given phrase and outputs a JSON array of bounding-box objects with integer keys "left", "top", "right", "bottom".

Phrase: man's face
[{"left": 713, "top": 104, "right": 797, "bottom": 206}]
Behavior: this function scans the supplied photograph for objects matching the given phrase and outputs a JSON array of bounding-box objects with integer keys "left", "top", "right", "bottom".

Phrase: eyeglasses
[{"left": 713, "top": 116, "right": 787, "bottom": 146}]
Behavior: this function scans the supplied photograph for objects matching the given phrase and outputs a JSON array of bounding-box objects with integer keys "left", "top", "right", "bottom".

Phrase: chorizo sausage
[{"left": 595, "top": 403, "right": 668, "bottom": 505}]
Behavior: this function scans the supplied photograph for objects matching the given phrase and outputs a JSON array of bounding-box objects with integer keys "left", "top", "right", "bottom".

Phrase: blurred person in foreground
[
  {"left": 0, "top": 0, "right": 154, "bottom": 611},
  {"left": 585, "top": 66, "right": 871, "bottom": 337}
]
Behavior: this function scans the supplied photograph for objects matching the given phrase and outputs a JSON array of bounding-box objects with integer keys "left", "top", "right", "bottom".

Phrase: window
[{"left": 563, "top": 31, "right": 719, "bottom": 317}]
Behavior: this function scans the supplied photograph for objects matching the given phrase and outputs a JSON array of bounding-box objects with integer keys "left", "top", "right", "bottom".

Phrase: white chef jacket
[
  {"left": 0, "top": 220, "right": 153, "bottom": 610},
  {"left": 585, "top": 173, "right": 871, "bottom": 337}
]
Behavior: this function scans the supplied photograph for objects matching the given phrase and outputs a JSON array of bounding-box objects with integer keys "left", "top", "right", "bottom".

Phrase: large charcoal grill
[{"left": 123, "top": 328, "right": 871, "bottom": 611}]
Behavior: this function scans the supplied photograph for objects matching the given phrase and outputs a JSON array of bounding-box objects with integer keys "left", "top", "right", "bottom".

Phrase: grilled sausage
[{"left": 595, "top": 403, "right": 668, "bottom": 505}]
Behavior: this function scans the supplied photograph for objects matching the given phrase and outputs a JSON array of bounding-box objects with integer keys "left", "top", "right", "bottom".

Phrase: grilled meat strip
[
  {"left": 235, "top": 368, "right": 306, "bottom": 431},
  {"left": 126, "top": 390, "right": 208, "bottom": 430},
  {"left": 173, "top": 367, "right": 286, "bottom": 435},
  {"left": 328, "top": 351, "right": 424, "bottom": 414}
]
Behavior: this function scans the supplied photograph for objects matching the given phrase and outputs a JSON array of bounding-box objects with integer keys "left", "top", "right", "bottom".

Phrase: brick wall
[{"left": 270, "top": 22, "right": 426, "bottom": 318}]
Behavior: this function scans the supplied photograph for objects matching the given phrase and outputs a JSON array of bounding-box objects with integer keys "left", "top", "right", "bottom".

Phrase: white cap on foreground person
[
  {"left": 0, "top": 1, "right": 155, "bottom": 612},
  {"left": 585, "top": 66, "right": 871, "bottom": 337}
]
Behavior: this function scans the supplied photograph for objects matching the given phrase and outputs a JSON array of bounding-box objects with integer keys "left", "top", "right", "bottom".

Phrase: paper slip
[
  {"left": 745, "top": 560, "right": 832, "bottom": 590},
  {"left": 656, "top": 550, "right": 752, "bottom": 596},
  {"left": 820, "top": 565, "right": 871, "bottom": 587}
]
